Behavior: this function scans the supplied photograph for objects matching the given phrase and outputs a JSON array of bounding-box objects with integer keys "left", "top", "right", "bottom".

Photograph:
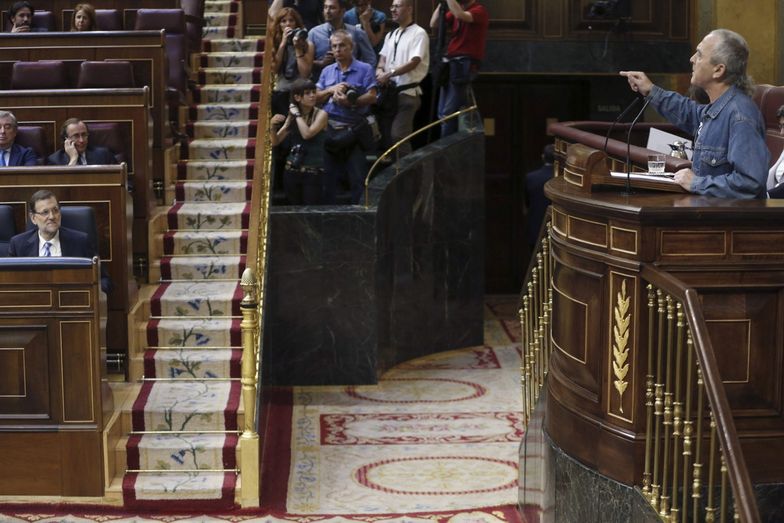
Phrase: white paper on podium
[
  {"left": 610, "top": 171, "right": 678, "bottom": 184},
  {"left": 647, "top": 128, "right": 693, "bottom": 160}
]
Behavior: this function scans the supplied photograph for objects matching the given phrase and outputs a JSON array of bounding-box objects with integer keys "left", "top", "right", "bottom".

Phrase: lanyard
[{"left": 391, "top": 24, "right": 410, "bottom": 63}]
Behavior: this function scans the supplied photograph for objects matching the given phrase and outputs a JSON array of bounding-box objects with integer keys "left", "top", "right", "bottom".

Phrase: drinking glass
[{"left": 647, "top": 153, "right": 666, "bottom": 174}]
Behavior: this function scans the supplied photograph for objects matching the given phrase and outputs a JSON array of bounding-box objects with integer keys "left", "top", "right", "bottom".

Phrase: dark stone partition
[{"left": 263, "top": 129, "right": 485, "bottom": 386}]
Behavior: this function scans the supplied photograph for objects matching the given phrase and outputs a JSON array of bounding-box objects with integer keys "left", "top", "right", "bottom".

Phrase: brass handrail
[
  {"left": 519, "top": 216, "right": 552, "bottom": 425},
  {"left": 640, "top": 265, "right": 760, "bottom": 523},
  {"left": 362, "top": 104, "right": 480, "bottom": 207},
  {"left": 238, "top": 15, "right": 277, "bottom": 508}
]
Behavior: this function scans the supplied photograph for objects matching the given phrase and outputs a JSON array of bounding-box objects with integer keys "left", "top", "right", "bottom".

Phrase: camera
[
  {"left": 288, "top": 28, "right": 308, "bottom": 45},
  {"left": 289, "top": 143, "right": 305, "bottom": 169},
  {"left": 345, "top": 86, "right": 360, "bottom": 105}
]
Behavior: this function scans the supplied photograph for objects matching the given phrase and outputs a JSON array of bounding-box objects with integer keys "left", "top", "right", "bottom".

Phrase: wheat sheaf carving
[{"left": 612, "top": 280, "right": 631, "bottom": 413}]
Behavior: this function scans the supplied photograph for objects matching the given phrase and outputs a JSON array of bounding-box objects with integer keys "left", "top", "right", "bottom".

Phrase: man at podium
[{"left": 621, "top": 29, "right": 768, "bottom": 199}]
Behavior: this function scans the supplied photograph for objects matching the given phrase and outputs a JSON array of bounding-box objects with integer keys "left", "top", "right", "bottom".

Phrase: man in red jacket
[{"left": 430, "top": 0, "right": 488, "bottom": 137}]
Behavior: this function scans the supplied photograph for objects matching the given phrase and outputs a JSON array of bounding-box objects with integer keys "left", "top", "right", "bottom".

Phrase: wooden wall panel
[
  {"left": 60, "top": 321, "right": 96, "bottom": 423},
  {"left": 0, "top": 324, "right": 50, "bottom": 420}
]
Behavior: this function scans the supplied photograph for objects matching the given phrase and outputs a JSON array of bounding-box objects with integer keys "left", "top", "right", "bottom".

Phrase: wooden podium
[
  {"left": 543, "top": 143, "right": 784, "bottom": 486},
  {"left": 0, "top": 257, "right": 108, "bottom": 496}
]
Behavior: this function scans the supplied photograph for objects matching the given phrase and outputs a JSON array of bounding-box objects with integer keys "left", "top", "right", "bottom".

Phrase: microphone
[
  {"left": 624, "top": 97, "right": 651, "bottom": 195},
  {"left": 603, "top": 96, "right": 642, "bottom": 155}
]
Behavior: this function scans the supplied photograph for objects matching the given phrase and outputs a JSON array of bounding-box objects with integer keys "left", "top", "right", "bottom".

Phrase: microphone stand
[
  {"left": 604, "top": 95, "right": 641, "bottom": 154},
  {"left": 624, "top": 97, "right": 651, "bottom": 195}
]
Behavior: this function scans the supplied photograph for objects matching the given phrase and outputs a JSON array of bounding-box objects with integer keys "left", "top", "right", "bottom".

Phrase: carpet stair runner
[{"left": 122, "top": 0, "right": 263, "bottom": 509}]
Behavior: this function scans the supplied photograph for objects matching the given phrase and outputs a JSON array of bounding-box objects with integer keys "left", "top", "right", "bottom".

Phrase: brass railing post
[{"left": 239, "top": 268, "right": 260, "bottom": 506}]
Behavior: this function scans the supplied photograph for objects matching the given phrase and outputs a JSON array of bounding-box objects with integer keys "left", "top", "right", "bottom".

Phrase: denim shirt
[
  {"left": 648, "top": 84, "right": 769, "bottom": 199},
  {"left": 307, "top": 23, "right": 377, "bottom": 68},
  {"left": 317, "top": 58, "right": 377, "bottom": 124}
]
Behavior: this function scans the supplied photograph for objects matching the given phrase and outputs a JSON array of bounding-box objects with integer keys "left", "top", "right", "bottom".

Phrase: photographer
[
  {"left": 308, "top": 0, "right": 377, "bottom": 77},
  {"left": 316, "top": 30, "right": 377, "bottom": 204},
  {"left": 272, "top": 8, "right": 315, "bottom": 116},
  {"left": 270, "top": 79, "right": 329, "bottom": 205},
  {"left": 375, "top": 0, "right": 428, "bottom": 155},
  {"left": 430, "top": 0, "right": 488, "bottom": 137},
  {"left": 268, "top": 0, "right": 323, "bottom": 30}
]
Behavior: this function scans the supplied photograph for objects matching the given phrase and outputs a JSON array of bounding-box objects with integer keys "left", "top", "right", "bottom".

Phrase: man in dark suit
[
  {"left": 525, "top": 144, "right": 555, "bottom": 249},
  {"left": 8, "top": 189, "right": 112, "bottom": 293},
  {"left": 6, "top": 0, "right": 44, "bottom": 32},
  {"left": 47, "top": 118, "right": 118, "bottom": 166},
  {"left": 0, "top": 110, "right": 39, "bottom": 166}
]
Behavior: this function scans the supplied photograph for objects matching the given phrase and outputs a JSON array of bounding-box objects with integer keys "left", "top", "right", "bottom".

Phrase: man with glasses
[
  {"left": 0, "top": 110, "right": 38, "bottom": 167},
  {"left": 47, "top": 118, "right": 117, "bottom": 166},
  {"left": 8, "top": 190, "right": 111, "bottom": 292},
  {"left": 308, "top": 0, "right": 376, "bottom": 74},
  {"left": 375, "top": 0, "right": 428, "bottom": 155},
  {"left": 316, "top": 30, "right": 377, "bottom": 204}
]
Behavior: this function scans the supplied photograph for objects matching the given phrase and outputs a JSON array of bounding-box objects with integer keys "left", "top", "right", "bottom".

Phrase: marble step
[
  {"left": 166, "top": 201, "right": 249, "bottom": 231},
  {"left": 192, "top": 84, "right": 260, "bottom": 104},
  {"left": 149, "top": 280, "right": 243, "bottom": 317},
  {"left": 197, "top": 67, "right": 261, "bottom": 85},
  {"left": 157, "top": 254, "right": 246, "bottom": 281},
  {"left": 159, "top": 229, "right": 248, "bottom": 256},
  {"left": 199, "top": 52, "right": 263, "bottom": 68},
  {"left": 130, "top": 380, "right": 241, "bottom": 432},
  {"left": 202, "top": 38, "right": 263, "bottom": 53},
  {"left": 187, "top": 120, "right": 257, "bottom": 139},
  {"left": 186, "top": 138, "right": 255, "bottom": 160},
  {"left": 142, "top": 348, "right": 242, "bottom": 379},
  {"left": 189, "top": 102, "right": 259, "bottom": 121},
  {"left": 175, "top": 180, "right": 252, "bottom": 202}
]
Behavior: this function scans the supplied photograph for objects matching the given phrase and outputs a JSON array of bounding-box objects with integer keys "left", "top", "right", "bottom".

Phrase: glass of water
[{"left": 647, "top": 153, "right": 666, "bottom": 174}]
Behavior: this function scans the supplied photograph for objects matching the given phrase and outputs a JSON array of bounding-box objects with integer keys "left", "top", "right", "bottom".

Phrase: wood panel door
[{"left": 474, "top": 74, "right": 589, "bottom": 293}]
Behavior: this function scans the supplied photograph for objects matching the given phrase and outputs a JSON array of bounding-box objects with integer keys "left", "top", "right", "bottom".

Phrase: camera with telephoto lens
[
  {"left": 345, "top": 85, "right": 360, "bottom": 105},
  {"left": 289, "top": 143, "right": 305, "bottom": 169},
  {"left": 288, "top": 28, "right": 308, "bottom": 45}
]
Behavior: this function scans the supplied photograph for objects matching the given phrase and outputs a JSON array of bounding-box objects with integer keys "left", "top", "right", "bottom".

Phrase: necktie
[
  {"left": 80, "top": 154, "right": 87, "bottom": 165},
  {"left": 43, "top": 241, "right": 52, "bottom": 257},
  {"left": 0, "top": 150, "right": 6, "bottom": 167}
]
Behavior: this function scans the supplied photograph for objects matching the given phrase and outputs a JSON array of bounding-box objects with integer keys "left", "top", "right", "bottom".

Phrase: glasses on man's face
[
  {"left": 67, "top": 132, "right": 89, "bottom": 140},
  {"left": 31, "top": 206, "right": 61, "bottom": 218},
  {"left": 390, "top": 4, "right": 403, "bottom": 9}
]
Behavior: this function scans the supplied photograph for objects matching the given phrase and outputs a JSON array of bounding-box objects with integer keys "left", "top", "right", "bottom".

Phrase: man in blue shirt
[
  {"left": 308, "top": 0, "right": 377, "bottom": 75},
  {"left": 621, "top": 29, "right": 769, "bottom": 199},
  {"left": 317, "top": 30, "right": 377, "bottom": 204}
]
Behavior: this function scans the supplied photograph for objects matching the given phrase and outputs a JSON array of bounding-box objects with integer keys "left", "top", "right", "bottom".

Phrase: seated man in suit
[
  {"left": 0, "top": 110, "right": 39, "bottom": 166},
  {"left": 47, "top": 118, "right": 117, "bottom": 166},
  {"left": 8, "top": 189, "right": 112, "bottom": 293}
]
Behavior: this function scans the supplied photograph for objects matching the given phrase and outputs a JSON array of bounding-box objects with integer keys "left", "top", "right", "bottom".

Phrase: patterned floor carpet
[{"left": 0, "top": 297, "right": 524, "bottom": 522}]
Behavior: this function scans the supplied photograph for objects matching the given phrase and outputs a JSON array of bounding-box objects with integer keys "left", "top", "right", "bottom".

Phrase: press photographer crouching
[
  {"left": 316, "top": 29, "right": 378, "bottom": 205},
  {"left": 270, "top": 79, "right": 329, "bottom": 205}
]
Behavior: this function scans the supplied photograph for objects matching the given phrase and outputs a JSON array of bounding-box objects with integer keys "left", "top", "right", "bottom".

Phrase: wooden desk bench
[
  {"left": 0, "top": 31, "right": 169, "bottom": 147},
  {"left": 0, "top": 165, "right": 135, "bottom": 362}
]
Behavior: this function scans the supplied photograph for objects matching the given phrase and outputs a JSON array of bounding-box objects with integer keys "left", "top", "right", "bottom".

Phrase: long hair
[
  {"left": 71, "top": 3, "right": 96, "bottom": 31},
  {"left": 271, "top": 7, "right": 305, "bottom": 50},
  {"left": 709, "top": 29, "right": 754, "bottom": 96}
]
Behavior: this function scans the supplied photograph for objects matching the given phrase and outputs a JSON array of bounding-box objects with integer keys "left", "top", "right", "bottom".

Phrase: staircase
[{"left": 119, "top": 0, "right": 263, "bottom": 510}]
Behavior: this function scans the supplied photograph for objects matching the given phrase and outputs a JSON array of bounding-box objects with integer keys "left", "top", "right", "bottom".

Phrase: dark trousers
[
  {"left": 323, "top": 144, "right": 368, "bottom": 205},
  {"left": 283, "top": 167, "right": 323, "bottom": 205}
]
